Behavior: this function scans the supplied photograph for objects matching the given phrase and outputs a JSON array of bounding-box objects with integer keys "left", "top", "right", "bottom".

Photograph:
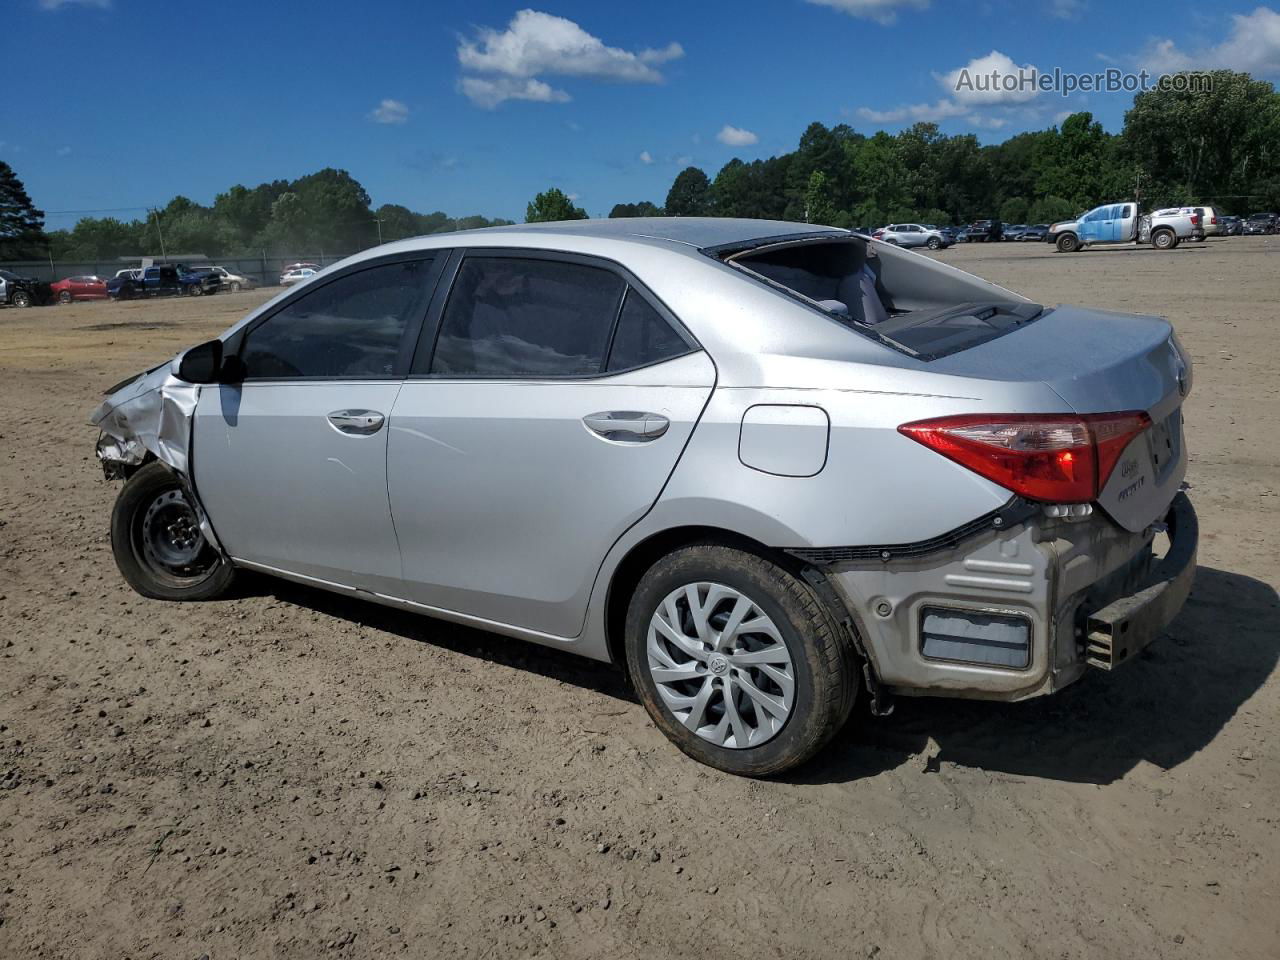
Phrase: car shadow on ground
[
  {"left": 256, "top": 565, "right": 1275, "bottom": 788},
  {"left": 793, "top": 565, "right": 1279, "bottom": 786},
  {"left": 258, "top": 577, "right": 637, "bottom": 705}
]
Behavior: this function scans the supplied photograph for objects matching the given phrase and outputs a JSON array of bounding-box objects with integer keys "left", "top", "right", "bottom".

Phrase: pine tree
[{"left": 0, "top": 162, "right": 46, "bottom": 259}]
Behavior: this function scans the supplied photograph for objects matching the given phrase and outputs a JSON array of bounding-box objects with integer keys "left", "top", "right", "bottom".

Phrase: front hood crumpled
[{"left": 89, "top": 360, "right": 198, "bottom": 475}]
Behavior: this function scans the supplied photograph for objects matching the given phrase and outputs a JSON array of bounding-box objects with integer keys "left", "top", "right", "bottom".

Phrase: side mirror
[{"left": 176, "top": 339, "right": 224, "bottom": 384}]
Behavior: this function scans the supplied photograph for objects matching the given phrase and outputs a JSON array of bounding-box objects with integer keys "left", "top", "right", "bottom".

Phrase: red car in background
[{"left": 51, "top": 275, "right": 109, "bottom": 303}]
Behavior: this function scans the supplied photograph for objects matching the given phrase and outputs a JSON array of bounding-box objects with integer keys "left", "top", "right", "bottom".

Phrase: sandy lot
[{"left": 1, "top": 238, "right": 1277, "bottom": 959}]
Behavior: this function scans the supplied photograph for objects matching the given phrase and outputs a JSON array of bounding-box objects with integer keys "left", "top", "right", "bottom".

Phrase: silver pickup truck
[{"left": 1048, "top": 202, "right": 1202, "bottom": 252}]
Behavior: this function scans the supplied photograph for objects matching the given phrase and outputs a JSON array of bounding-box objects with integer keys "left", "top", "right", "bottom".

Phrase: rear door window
[{"left": 427, "top": 257, "right": 625, "bottom": 377}]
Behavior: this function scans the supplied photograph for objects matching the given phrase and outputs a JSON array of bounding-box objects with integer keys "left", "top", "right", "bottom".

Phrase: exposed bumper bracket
[{"left": 1084, "top": 493, "right": 1198, "bottom": 670}]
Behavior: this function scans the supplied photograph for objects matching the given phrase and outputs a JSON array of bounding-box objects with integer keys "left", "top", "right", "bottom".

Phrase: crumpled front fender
[{"left": 89, "top": 359, "right": 224, "bottom": 553}]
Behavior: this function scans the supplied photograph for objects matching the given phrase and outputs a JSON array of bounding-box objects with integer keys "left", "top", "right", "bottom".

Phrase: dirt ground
[{"left": 1, "top": 237, "right": 1277, "bottom": 960}]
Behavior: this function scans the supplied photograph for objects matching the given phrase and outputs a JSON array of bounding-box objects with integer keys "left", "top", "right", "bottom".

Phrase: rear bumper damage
[{"left": 815, "top": 493, "right": 1197, "bottom": 701}]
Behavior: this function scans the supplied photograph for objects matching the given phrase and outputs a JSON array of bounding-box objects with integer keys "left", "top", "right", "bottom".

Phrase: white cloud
[
  {"left": 1047, "top": 0, "right": 1086, "bottom": 19},
  {"left": 1138, "top": 7, "right": 1280, "bottom": 77},
  {"left": 458, "top": 75, "right": 571, "bottom": 109},
  {"left": 456, "top": 9, "right": 682, "bottom": 108},
  {"left": 805, "top": 0, "right": 929, "bottom": 25},
  {"left": 944, "top": 50, "right": 1040, "bottom": 105},
  {"left": 716, "top": 124, "right": 759, "bottom": 146},
  {"left": 855, "top": 98, "right": 970, "bottom": 124},
  {"left": 639, "top": 150, "right": 654, "bottom": 164},
  {"left": 56, "top": 146, "right": 73, "bottom": 156},
  {"left": 39, "top": 0, "right": 110, "bottom": 8},
  {"left": 367, "top": 99, "right": 409, "bottom": 124}
]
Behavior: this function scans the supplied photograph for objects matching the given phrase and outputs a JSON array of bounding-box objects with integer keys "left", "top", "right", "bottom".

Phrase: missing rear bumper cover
[{"left": 1083, "top": 492, "right": 1198, "bottom": 669}]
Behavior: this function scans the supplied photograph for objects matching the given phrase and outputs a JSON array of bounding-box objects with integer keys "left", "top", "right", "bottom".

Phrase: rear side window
[
  {"left": 429, "top": 257, "right": 625, "bottom": 377},
  {"left": 606, "top": 290, "right": 690, "bottom": 372},
  {"left": 241, "top": 258, "right": 432, "bottom": 379}
]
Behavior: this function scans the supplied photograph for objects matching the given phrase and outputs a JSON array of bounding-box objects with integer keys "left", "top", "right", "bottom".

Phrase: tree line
[
  {"left": 0, "top": 166, "right": 514, "bottom": 262},
  {"left": 531, "top": 70, "right": 1280, "bottom": 228},
  {"left": 2, "top": 70, "right": 1277, "bottom": 261}
]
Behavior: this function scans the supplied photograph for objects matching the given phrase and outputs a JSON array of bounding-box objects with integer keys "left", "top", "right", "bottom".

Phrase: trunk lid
[{"left": 928, "top": 304, "right": 1190, "bottom": 531}]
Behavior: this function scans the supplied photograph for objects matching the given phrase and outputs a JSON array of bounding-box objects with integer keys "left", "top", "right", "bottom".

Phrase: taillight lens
[{"left": 898, "top": 412, "right": 1151, "bottom": 502}]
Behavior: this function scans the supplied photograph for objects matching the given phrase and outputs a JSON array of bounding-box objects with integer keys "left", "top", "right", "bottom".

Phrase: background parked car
[
  {"left": 1243, "top": 213, "right": 1277, "bottom": 234},
  {"left": 1003, "top": 224, "right": 1028, "bottom": 241},
  {"left": 50, "top": 275, "right": 109, "bottom": 303},
  {"left": 1020, "top": 224, "right": 1049, "bottom": 241},
  {"left": 961, "top": 219, "right": 1003, "bottom": 242},
  {"left": 279, "top": 262, "right": 321, "bottom": 284},
  {"left": 0, "top": 268, "right": 51, "bottom": 307},
  {"left": 874, "top": 223, "right": 952, "bottom": 249},
  {"left": 279, "top": 267, "right": 318, "bottom": 286},
  {"left": 1219, "top": 215, "right": 1242, "bottom": 236},
  {"left": 201, "top": 266, "right": 257, "bottom": 292},
  {"left": 106, "top": 265, "right": 210, "bottom": 300}
]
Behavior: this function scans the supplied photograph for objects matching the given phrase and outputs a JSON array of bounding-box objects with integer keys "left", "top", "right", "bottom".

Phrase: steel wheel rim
[
  {"left": 646, "top": 582, "right": 795, "bottom": 749},
  {"left": 139, "top": 487, "right": 215, "bottom": 579}
]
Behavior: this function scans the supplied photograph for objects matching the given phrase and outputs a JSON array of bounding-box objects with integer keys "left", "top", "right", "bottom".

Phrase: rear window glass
[
  {"left": 606, "top": 290, "right": 689, "bottom": 371},
  {"left": 430, "top": 257, "right": 625, "bottom": 377}
]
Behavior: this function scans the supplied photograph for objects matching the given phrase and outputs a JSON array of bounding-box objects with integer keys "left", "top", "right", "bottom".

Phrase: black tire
[
  {"left": 189, "top": 284, "right": 203, "bottom": 297},
  {"left": 1055, "top": 232, "right": 1079, "bottom": 253},
  {"left": 58, "top": 290, "right": 73, "bottom": 304},
  {"left": 11, "top": 289, "right": 32, "bottom": 308},
  {"left": 624, "top": 544, "right": 858, "bottom": 777},
  {"left": 1151, "top": 228, "right": 1176, "bottom": 251},
  {"left": 110, "top": 461, "right": 235, "bottom": 601},
  {"left": 926, "top": 237, "right": 941, "bottom": 250}
]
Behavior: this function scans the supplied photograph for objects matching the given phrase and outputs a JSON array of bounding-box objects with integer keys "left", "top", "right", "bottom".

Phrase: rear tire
[
  {"left": 230, "top": 281, "right": 241, "bottom": 293},
  {"left": 624, "top": 544, "right": 857, "bottom": 777},
  {"left": 110, "top": 461, "right": 235, "bottom": 601},
  {"left": 1055, "top": 232, "right": 1079, "bottom": 253},
  {"left": 1152, "top": 228, "right": 1176, "bottom": 250}
]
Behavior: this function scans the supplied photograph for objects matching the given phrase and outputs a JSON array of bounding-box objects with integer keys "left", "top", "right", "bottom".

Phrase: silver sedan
[{"left": 92, "top": 218, "right": 1197, "bottom": 776}]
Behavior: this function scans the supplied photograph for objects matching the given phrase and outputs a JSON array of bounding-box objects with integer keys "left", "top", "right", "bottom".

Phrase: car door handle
[
  {"left": 327, "top": 409, "right": 385, "bottom": 436},
  {"left": 583, "top": 411, "right": 670, "bottom": 442}
]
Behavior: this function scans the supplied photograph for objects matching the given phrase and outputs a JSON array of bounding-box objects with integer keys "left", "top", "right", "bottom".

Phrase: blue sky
[{"left": 6, "top": 0, "right": 1279, "bottom": 227}]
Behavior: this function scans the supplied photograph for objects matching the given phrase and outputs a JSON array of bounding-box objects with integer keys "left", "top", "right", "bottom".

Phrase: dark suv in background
[{"left": 960, "top": 219, "right": 1004, "bottom": 242}]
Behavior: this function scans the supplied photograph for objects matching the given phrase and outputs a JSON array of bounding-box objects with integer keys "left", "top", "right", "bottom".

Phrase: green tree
[
  {"left": 665, "top": 167, "right": 712, "bottom": 217},
  {"left": 0, "top": 161, "right": 47, "bottom": 259},
  {"left": 1124, "top": 70, "right": 1280, "bottom": 211},
  {"left": 805, "top": 170, "right": 837, "bottom": 224},
  {"left": 609, "top": 201, "right": 663, "bottom": 218},
  {"left": 525, "top": 188, "right": 587, "bottom": 222},
  {"left": 998, "top": 197, "right": 1029, "bottom": 223},
  {"left": 1028, "top": 195, "right": 1077, "bottom": 223}
]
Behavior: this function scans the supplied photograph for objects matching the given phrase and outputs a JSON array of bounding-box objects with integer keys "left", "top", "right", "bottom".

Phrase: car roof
[{"left": 409, "top": 217, "right": 847, "bottom": 252}]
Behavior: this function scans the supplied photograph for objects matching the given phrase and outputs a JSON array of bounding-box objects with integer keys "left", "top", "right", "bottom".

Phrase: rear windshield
[{"left": 722, "top": 236, "right": 1042, "bottom": 360}]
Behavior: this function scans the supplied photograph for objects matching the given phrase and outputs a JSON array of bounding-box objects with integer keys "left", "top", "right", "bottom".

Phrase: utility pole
[
  {"left": 374, "top": 217, "right": 384, "bottom": 245},
  {"left": 150, "top": 207, "right": 167, "bottom": 261}
]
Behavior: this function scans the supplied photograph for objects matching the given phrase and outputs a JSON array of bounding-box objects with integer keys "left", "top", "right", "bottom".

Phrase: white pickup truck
[{"left": 1047, "top": 202, "right": 1203, "bottom": 252}]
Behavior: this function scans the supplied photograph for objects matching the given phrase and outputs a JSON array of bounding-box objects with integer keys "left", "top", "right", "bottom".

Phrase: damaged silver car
[{"left": 92, "top": 219, "right": 1198, "bottom": 776}]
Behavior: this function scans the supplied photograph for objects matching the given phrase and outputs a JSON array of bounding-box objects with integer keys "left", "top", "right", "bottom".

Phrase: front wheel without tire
[
  {"left": 110, "top": 461, "right": 235, "bottom": 601},
  {"left": 58, "top": 291, "right": 73, "bottom": 304},
  {"left": 624, "top": 544, "right": 857, "bottom": 777}
]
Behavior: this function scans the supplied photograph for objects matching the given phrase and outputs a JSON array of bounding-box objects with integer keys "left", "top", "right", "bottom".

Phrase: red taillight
[
  {"left": 1210, "top": 215, "right": 1218, "bottom": 224},
  {"left": 1190, "top": 214, "right": 1200, "bottom": 224},
  {"left": 898, "top": 412, "right": 1151, "bottom": 502}
]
